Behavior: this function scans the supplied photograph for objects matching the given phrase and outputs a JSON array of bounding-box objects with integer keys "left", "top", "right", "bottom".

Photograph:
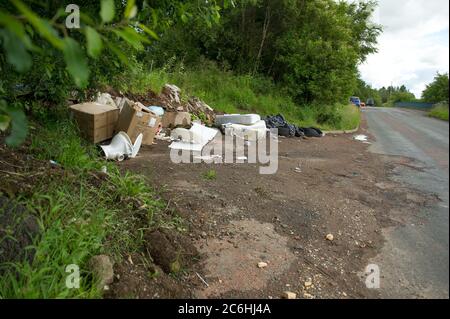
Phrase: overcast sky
[{"left": 357, "top": 0, "right": 449, "bottom": 97}]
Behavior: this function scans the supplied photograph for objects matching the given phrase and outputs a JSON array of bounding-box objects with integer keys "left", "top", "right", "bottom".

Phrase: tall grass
[
  {"left": 0, "top": 119, "right": 162, "bottom": 298},
  {"left": 106, "top": 61, "right": 360, "bottom": 131},
  {"left": 429, "top": 103, "right": 449, "bottom": 121}
]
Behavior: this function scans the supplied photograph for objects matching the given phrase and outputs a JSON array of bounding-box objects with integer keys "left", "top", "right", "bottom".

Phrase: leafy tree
[
  {"left": 156, "top": 0, "right": 382, "bottom": 105},
  {"left": 389, "top": 90, "right": 416, "bottom": 104},
  {"left": 422, "top": 72, "right": 449, "bottom": 103},
  {"left": 0, "top": 0, "right": 226, "bottom": 146}
]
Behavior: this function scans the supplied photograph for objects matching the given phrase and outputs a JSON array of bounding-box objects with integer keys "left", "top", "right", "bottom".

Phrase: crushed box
[
  {"left": 115, "top": 101, "right": 161, "bottom": 145},
  {"left": 69, "top": 102, "right": 119, "bottom": 143}
]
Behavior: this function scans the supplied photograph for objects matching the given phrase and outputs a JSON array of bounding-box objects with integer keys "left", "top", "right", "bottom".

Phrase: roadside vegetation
[
  {"left": 107, "top": 61, "right": 361, "bottom": 130},
  {"left": 429, "top": 103, "right": 449, "bottom": 121},
  {"left": 0, "top": 118, "right": 168, "bottom": 298},
  {"left": 355, "top": 72, "right": 449, "bottom": 109}
]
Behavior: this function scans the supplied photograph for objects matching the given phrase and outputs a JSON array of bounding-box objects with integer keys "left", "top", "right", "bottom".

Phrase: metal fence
[{"left": 394, "top": 102, "right": 434, "bottom": 110}]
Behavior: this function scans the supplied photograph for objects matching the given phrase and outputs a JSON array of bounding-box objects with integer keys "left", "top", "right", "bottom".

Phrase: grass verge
[
  {"left": 429, "top": 103, "right": 449, "bottom": 121},
  {"left": 0, "top": 119, "right": 164, "bottom": 298}
]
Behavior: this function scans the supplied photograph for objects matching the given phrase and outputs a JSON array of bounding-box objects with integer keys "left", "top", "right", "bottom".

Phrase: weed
[{"left": 202, "top": 169, "right": 217, "bottom": 181}]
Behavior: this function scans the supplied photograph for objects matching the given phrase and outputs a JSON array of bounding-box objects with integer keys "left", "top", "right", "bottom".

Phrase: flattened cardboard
[{"left": 69, "top": 102, "right": 119, "bottom": 143}]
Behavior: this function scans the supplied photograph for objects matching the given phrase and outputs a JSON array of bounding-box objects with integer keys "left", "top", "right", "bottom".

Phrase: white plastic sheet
[
  {"left": 215, "top": 114, "right": 261, "bottom": 126},
  {"left": 169, "top": 123, "right": 219, "bottom": 152}
]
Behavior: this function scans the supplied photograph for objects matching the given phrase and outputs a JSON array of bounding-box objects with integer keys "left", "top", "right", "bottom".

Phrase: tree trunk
[{"left": 253, "top": 5, "right": 271, "bottom": 75}]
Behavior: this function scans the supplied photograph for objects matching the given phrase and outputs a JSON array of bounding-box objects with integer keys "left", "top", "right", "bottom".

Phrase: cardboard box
[
  {"left": 162, "top": 112, "right": 191, "bottom": 128},
  {"left": 69, "top": 103, "right": 119, "bottom": 143},
  {"left": 115, "top": 101, "right": 161, "bottom": 145}
]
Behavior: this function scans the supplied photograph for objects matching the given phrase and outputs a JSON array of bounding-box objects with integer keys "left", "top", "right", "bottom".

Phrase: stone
[
  {"left": 304, "top": 278, "right": 313, "bottom": 288},
  {"left": 89, "top": 255, "right": 114, "bottom": 290},
  {"left": 257, "top": 262, "right": 268, "bottom": 268},
  {"left": 282, "top": 291, "right": 297, "bottom": 299},
  {"left": 326, "top": 234, "right": 334, "bottom": 241}
]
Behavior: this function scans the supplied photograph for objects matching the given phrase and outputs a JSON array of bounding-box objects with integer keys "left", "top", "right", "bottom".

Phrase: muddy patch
[
  {"left": 145, "top": 229, "right": 198, "bottom": 274},
  {"left": 195, "top": 219, "right": 295, "bottom": 298},
  {"left": 0, "top": 195, "right": 40, "bottom": 266}
]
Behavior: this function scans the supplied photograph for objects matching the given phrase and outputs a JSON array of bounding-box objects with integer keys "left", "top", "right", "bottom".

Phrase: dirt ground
[{"left": 111, "top": 119, "right": 437, "bottom": 299}]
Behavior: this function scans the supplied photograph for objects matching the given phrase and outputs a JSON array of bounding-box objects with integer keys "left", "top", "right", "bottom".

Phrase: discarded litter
[
  {"left": 131, "top": 133, "right": 143, "bottom": 158},
  {"left": 162, "top": 111, "right": 191, "bottom": 128},
  {"left": 146, "top": 106, "right": 165, "bottom": 117},
  {"left": 169, "top": 123, "right": 218, "bottom": 152},
  {"left": 115, "top": 101, "right": 161, "bottom": 146},
  {"left": 69, "top": 102, "right": 119, "bottom": 144},
  {"left": 95, "top": 92, "right": 117, "bottom": 109},
  {"left": 49, "top": 160, "right": 59, "bottom": 166},
  {"left": 265, "top": 114, "right": 324, "bottom": 138},
  {"left": 215, "top": 114, "right": 261, "bottom": 126},
  {"left": 100, "top": 132, "right": 143, "bottom": 161},
  {"left": 171, "top": 127, "right": 204, "bottom": 144},
  {"left": 196, "top": 272, "right": 209, "bottom": 288},
  {"left": 222, "top": 120, "right": 267, "bottom": 141},
  {"left": 353, "top": 134, "right": 369, "bottom": 142},
  {"left": 155, "top": 132, "right": 171, "bottom": 141}
]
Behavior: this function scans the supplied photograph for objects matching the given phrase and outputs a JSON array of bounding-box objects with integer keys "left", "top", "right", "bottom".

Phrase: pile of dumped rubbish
[
  {"left": 265, "top": 114, "right": 324, "bottom": 138},
  {"left": 68, "top": 84, "right": 324, "bottom": 161}
]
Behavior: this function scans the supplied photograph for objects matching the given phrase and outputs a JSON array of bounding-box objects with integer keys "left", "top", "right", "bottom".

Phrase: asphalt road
[{"left": 363, "top": 107, "right": 449, "bottom": 299}]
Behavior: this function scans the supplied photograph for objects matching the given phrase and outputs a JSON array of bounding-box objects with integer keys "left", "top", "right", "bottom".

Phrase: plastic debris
[
  {"left": 169, "top": 123, "right": 218, "bottom": 152},
  {"left": 353, "top": 135, "right": 369, "bottom": 142},
  {"left": 146, "top": 106, "right": 165, "bottom": 117},
  {"left": 95, "top": 92, "right": 117, "bottom": 108},
  {"left": 265, "top": 114, "right": 324, "bottom": 138}
]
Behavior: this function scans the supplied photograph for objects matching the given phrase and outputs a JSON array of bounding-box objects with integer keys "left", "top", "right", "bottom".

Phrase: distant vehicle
[
  {"left": 366, "top": 98, "right": 375, "bottom": 107},
  {"left": 350, "top": 96, "right": 361, "bottom": 107}
]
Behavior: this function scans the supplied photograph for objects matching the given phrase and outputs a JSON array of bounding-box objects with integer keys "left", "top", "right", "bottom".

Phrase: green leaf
[
  {"left": 0, "top": 114, "right": 11, "bottom": 131},
  {"left": 100, "top": 0, "right": 115, "bottom": 23},
  {"left": 12, "top": 0, "right": 64, "bottom": 50},
  {"left": 62, "top": 37, "right": 90, "bottom": 88},
  {"left": 113, "top": 27, "right": 150, "bottom": 51},
  {"left": 106, "top": 42, "right": 129, "bottom": 65},
  {"left": 124, "top": 0, "right": 137, "bottom": 19},
  {"left": 138, "top": 23, "right": 159, "bottom": 40},
  {"left": 0, "top": 29, "right": 32, "bottom": 72},
  {"left": 4, "top": 108, "right": 28, "bottom": 147},
  {"left": 85, "top": 27, "right": 103, "bottom": 58}
]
